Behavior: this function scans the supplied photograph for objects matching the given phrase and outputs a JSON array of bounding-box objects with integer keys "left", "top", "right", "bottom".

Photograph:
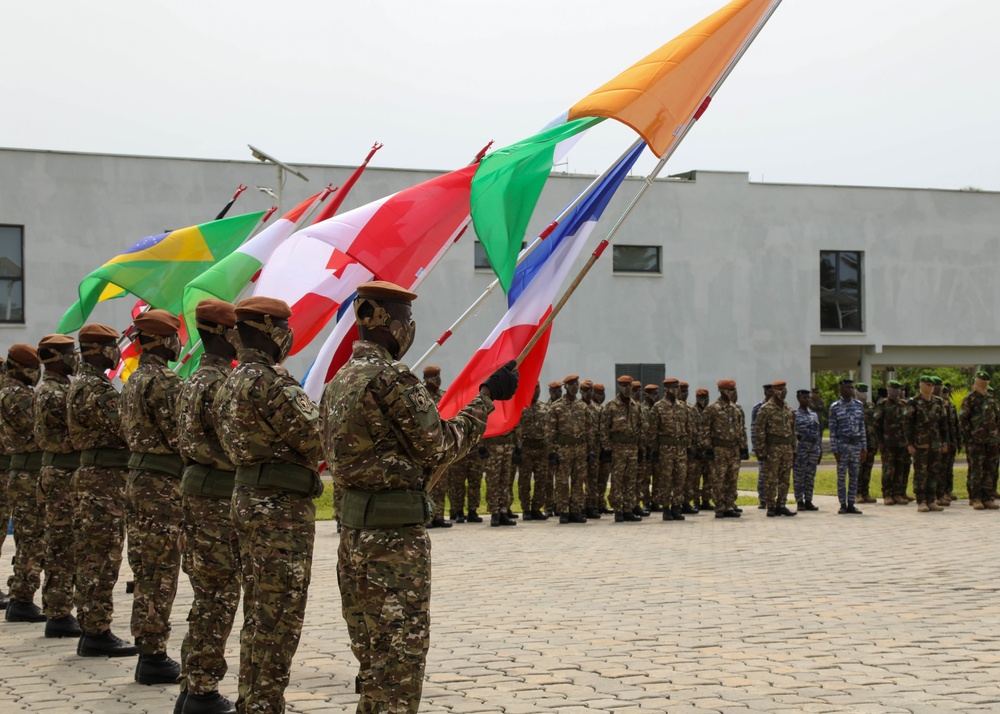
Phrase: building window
[
  {"left": 0, "top": 225, "right": 24, "bottom": 324},
  {"left": 615, "top": 363, "right": 665, "bottom": 391},
  {"left": 613, "top": 245, "right": 661, "bottom": 274},
  {"left": 820, "top": 250, "right": 863, "bottom": 332},
  {"left": 474, "top": 240, "right": 526, "bottom": 270}
]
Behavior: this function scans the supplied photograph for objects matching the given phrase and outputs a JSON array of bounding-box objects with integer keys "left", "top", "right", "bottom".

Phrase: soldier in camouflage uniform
[
  {"left": 579, "top": 380, "right": 603, "bottom": 519},
  {"left": 700, "top": 379, "right": 745, "bottom": 518},
  {"left": 0, "top": 361, "right": 9, "bottom": 611},
  {"left": 935, "top": 378, "right": 961, "bottom": 504},
  {"left": 1, "top": 345, "right": 47, "bottom": 623},
  {"left": 651, "top": 378, "right": 690, "bottom": 522},
  {"left": 905, "top": 375, "right": 950, "bottom": 512},
  {"left": 793, "top": 389, "right": 822, "bottom": 511},
  {"left": 989, "top": 386, "right": 1000, "bottom": 499},
  {"left": 483, "top": 425, "right": 520, "bottom": 527},
  {"left": 632, "top": 381, "right": 653, "bottom": 514},
  {"left": 676, "top": 382, "right": 700, "bottom": 514},
  {"left": 517, "top": 383, "right": 550, "bottom": 521},
  {"left": 447, "top": 453, "right": 483, "bottom": 524},
  {"left": 854, "top": 383, "right": 879, "bottom": 504},
  {"left": 120, "top": 309, "right": 185, "bottom": 684},
  {"left": 753, "top": 380, "right": 798, "bottom": 517},
  {"left": 601, "top": 375, "right": 641, "bottom": 522},
  {"left": 960, "top": 371, "right": 999, "bottom": 509},
  {"left": 422, "top": 366, "right": 453, "bottom": 529},
  {"left": 545, "top": 381, "right": 563, "bottom": 515},
  {"left": 592, "top": 383, "right": 613, "bottom": 514},
  {"left": 322, "top": 281, "right": 515, "bottom": 714},
  {"left": 691, "top": 388, "right": 713, "bottom": 510},
  {"left": 750, "top": 384, "right": 774, "bottom": 509},
  {"left": 34, "top": 334, "right": 83, "bottom": 639},
  {"left": 549, "top": 375, "right": 593, "bottom": 523},
  {"left": 67, "top": 324, "right": 138, "bottom": 657},
  {"left": 175, "top": 301, "right": 242, "bottom": 714},
  {"left": 216, "top": 297, "right": 323, "bottom": 714},
  {"left": 875, "top": 380, "right": 910, "bottom": 505}
]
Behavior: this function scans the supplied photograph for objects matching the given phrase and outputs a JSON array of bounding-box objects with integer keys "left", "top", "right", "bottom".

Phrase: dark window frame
[
  {"left": 474, "top": 240, "right": 527, "bottom": 271},
  {"left": 0, "top": 224, "right": 25, "bottom": 325},
  {"left": 820, "top": 250, "right": 863, "bottom": 332},
  {"left": 615, "top": 363, "right": 665, "bottom": 392},
  {"left": 612, "top": 245, "right": 661, "bottom": 274}
]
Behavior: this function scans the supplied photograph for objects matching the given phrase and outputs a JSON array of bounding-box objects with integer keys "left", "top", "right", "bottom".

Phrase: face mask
[
  {"left": 566, "top": 382, "right": 579, "bottom": 397},
  {"left": 775, "top": 388, "right": 787, "bottom": 401},
  {"left": 388, "top": 317, "right": 415, "bottom": 360},
  {"left": 225, "top": 327, "right": 242, "bottom": 353},
  {"left": 273, "top": 327, "right": 294, "bottom": 364},
  {"left": 162, "top": 334, "right": 182, "bottom": 362},
  {"left": 618, "top": 385, "right": 631, "bottom": 400},
  {"left": 21, "top": 366, "right": 41, "bottom": 387}
]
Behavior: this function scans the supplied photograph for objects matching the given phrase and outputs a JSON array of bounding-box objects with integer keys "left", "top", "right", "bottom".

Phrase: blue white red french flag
[{"left": 439, "top": 141, "right": 646, "bottom": 435}]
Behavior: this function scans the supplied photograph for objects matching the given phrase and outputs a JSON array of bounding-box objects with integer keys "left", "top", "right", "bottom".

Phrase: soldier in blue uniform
[
  {"left": 829, "top": 378, "right": 867, "bottom": 514},
  {"left": 793, "top": 389, "right": 822, "bottom": 511}
]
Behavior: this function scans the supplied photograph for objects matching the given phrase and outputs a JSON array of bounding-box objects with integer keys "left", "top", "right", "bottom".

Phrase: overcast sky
[{"left": 4, "top": 0, "right": 999, "bottom": 191}]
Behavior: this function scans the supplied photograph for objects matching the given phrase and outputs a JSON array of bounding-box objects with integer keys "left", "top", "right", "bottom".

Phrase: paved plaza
[{"left": 2, "top": 493, "right": 1000, "bottom": 713}]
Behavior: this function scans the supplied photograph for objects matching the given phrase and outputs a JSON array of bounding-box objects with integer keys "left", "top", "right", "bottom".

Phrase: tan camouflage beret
[
  {"left": 423, "top": 365, "right": 441, "bottom": 376},
  {"left": 38, "top": 334, "right": 76, "bottom": 349},
  {"left": 78, "top": 323, "right": 119, "bottom": 342},
  {"left": 134, "top": 309, "right": 181, "bottom": 335},
  {"left": 196, "top": 299, "right": 237, "bottom": 327},
  {"left": 356, "top": 281, "right": 417, "bottom": 303},
  {"left": 235, "top": 297, "right": 292, "bottom": 320},
  {"left": 8, "top": 344, "right": 39, "bottom": 366}
]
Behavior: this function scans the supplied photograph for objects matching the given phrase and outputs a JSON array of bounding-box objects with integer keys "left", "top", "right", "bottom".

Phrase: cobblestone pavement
[{"left": 2, "top": 493, "right": 1000, "bottom": 712}]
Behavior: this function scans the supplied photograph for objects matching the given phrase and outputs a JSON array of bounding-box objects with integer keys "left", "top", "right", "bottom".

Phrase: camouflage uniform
[
  {"left": 425, "top": 387, "right": 449, "bottom": 521},
  {"left": 0, "top": 378, "right": 44, "bottom": 605},
  {"left": 601, "top": 394, "right": 640, "bottom": 514},
  {"left": 650, "top": 399, "right": 690, "bottom": 514},
  {"left": 323, "top": 340, "right": 492, "bottom": 714},
  {"left": 857, "top": 399, "right": 878, "bottom": 500},
  {"left": 483, "top": 428, "right": 519, "bottom": 515},
  {"left": 177, "top": 353, "right": 241, "bottom": 697},
  {"left": 121, "top": 350, "right": 184, "bottom": 655},
  {"left": 905, "top": 393, "right": 949, "bottom": 507},
  {"left": 634, "top": 401, "right": 655, "bottom": 508},
  {"left": 35, "top": 370, "right": 78, "bottom": 620},
  {"left": 700, "top": 399, "right": 746, "bottom": 514},
  {"left": 829, "top": 396, "right": 867, "bottom": 507},
  {"left": 680, "top": 398, "right": 701, "bottom": 508},
  {"left": 449, "top": 453, "right": 484, "bottom": 518},
  {"left": 67, "top": 362, "right": 129, "bottom": 636},
  {"left": 939, "top": 396, "right": 961, "bottom": 500},
  {"left": 961, "top": 390, "right": 999, "bottom": 505},
  {"left": 753, "top": 400, "right": 797, "bottom": 510},
  {"left": 583, "top": 399, "right": 602, "bottom": 515},
  {"left": 875, "top": 395, "right": 909, "bottom": 501},
  {"left": 689, "top": 398, "right": 713, "bottom": 507},
  {"left": 793, "top": 405, "right": 822, "bottom": 504},
  {"left": 549, "top": 393, "right": 593, "bottom": 516},
  {"left": 517, "top": 399, "right": 550, "bottom": 515},
  {"left": 217, "top": 346, "right": 323, "bottom": 714}
]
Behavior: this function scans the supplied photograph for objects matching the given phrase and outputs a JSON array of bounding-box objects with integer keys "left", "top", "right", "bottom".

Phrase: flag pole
[
  {"left": 410, "top": 137, "right": 645, "bottom": 374},
  {"left": 513, "top": 0, "right": 784, "bottom": 367}
]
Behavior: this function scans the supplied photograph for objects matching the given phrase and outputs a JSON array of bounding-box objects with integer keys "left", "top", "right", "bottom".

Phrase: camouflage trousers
[
  {"left": 911, "top": 448, "right": 941, "bottom": 504},
  {"left": 232, "top": 484, "right": 314, "bottom": 714},
  {"left": 7, "top": 468, "right": 43, "bottom": 602},
  {"left": 0, "top": 468, "right": 8, "bottom": 584},
  {"left": 835, "top": 447, "right": 862, "bottom": 505},
  {"left": 126, "top": 468, "right": 182, "bottom": 655},
  {"left": 72, "top": 466, "right": 126, "bottom": 634},
  {"left": 180, "top": 493, "right": 241, "bottom": 696},
  {"left": 554, "top": 444, "right": 587, "bottom": 514},
  {"left": 653, "top": 446, "right": 687, "bottom": 508},
  {"left": 937, "top": 450, "right": 957, "bottom": 499},
  {"left": 584, "top": 450, "right": 601, "bottom": 511},
  {"left": 447, "top": 455, "right": 483, "bottom": 516},
  {"left": 792, "top": 446, "right": 819, "bottom": 502},
  {"left": 763, "top": 446, "right": 794, "bottom": 507},
  {"left": 516, "top": 445, "right": 549, "bottom": 514},
  {"left": 426, "top": 470, "right": 447, "bottom": 520},
  {"left": 608, "top": 444, "right": 638, "bottom": 512},
  {"left": 338, "top": 525, "right": 430, "bottom": 714},
  {"left": 485, "top": 444, "right": 514, "bottom": 514},
  {"left": 711, "top": 447, "right": 741, "bottom": 513},
  {"left": 881, "top": 446, "right": 909, "bottom": 498},
  {"left": 40, "top": 465, "right": 77, "bottom": 619},
  {"left": 635, "top": 453, "right": 653, "bottom": 507},
  {"left": 858, "top": 448, "right": 877, "bottom": 497},
  {"left": 966, "top": 444, "right": 999, "bottom": 503},
  {"left": 686, "top": 457, "right": 711, "bottom": 505},
  {"left": 597, "top": 459, "right": 611, "bottom": 510}
]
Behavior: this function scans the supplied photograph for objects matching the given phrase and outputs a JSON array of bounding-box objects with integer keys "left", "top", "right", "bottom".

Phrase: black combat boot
[
  {"left": 506, "top": 509, "right": 519, "bottom": 520},
  {"left": 778, "top": 505, "right": 797, "bottom": 517},
  {"left": 530, "top": 509, "right": 548, "bottom": 520},
  {"left": 661, "top": 508, "right": 674, "bottom": 521},
  {"left": 174, "top": 691, "right": 188, "bottom": 714},
  {"left": 5, "top": 599, "right": 46, "bottom": 623},
  {"left": 135, "top": 651, "right": 181, "bottom": 685},
  {"left": 802, "top": 501, "right": 819, "bottom": 511},
  {"left": 623, "top": 510, "right": 642, "bottom": 522},
  {"left": 78, "top": 629, "right": 139, "bottom": 657},
  {"left": 183, "top": 690, "right": 237, "bottom": 714},
  {"left": 0, "top": 590, "right": 8, "bottom": 610},
  {"left": 451, "top": 510, "right": 466, "bottom": 523},
  {"left": 559, "top": 514, "right": 571, "bottom": 524},
  {"left": 614, "top": 511, "right": 625, "bottom": 522},
  {"left": 466, "top": 510, "right": 483, "bottom": 523},
  {"left": 521, "top": 510, "right": 534, "bottom": 521},
  {"left": 498, "top": 511, "right": 517, "bottom": 526},
  {"left": 429, "top": 517, "right": 452, "bottom": 528},
  {"left": 681, "top": 502, "right": 698, "bottom": 515},
  {"left": 567, "top": 512, "right": 586, "bottom": 523},
  {"left": 766, "top": 506, "right": 776, "bottom": 517},
  {"left": 490, "top": 512, "right": 501, "bottom": 527},
  {"left": 671, "top": 505, "right": 685, "bottom": 521},
  {"left": 585, "top": 508, "right": 601, "bottom": 519}
]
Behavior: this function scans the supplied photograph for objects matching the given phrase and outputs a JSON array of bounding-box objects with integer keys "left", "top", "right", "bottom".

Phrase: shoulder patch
[{"left": 406, "top": 386, "right": 433, "bottom": 414}]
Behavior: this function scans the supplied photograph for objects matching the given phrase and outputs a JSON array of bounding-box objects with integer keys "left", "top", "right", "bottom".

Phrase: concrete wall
[{"left": 2, "top": 147, "right": 999, "bottom": 406}]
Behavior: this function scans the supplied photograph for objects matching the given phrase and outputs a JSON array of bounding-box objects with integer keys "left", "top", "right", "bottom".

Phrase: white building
[{"left": 2, "top": 146, "right": 999, "bottom": 399}]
